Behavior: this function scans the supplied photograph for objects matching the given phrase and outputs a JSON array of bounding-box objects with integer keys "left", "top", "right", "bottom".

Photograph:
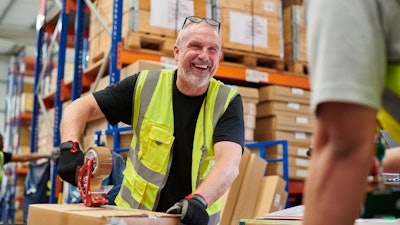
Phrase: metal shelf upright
[{"left": 32, "top": 0, "right": 88, "bottom": 204}]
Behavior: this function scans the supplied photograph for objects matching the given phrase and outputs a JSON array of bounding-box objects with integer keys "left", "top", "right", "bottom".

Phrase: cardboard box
[
  {"left": 120, "top": 60, "right": 166, "bottom": 80},
  {"left": 230, "top": 153, "right": 268, "bottom": 225},
  {"left": 231, "top": 86, "right": 260, "bottom": 103},
  {"left": 221, "top": 148, "right": 251, "bottom": 225},
  {"left": 27, "top": 204, "right": 180, "bottom": 225},
  {"left": 258, "top": 85, "right": 310, "bottom": 104},
  {"left": 253, "top": 175, "right": 288, "bottom": 217},
  {"left": 243, "top": 101, "right": 257, "bottom": 116},
  {"left": 267, "top": 163, "right": 308, "bottom": 180},
  {"left": 256, "top": 113, "right": 315, "bottom": 133},
  {"left": 257, "top": 100, "right": 311, "bottom": 118},
  {"left": 264, "top": 143, "right": 310, "bottom": 159},
  {"left": 254, "top": 130, "right": 313, "bottom": 146}
]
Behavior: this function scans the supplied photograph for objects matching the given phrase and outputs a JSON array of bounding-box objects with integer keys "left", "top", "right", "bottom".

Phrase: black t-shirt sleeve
[
  {"left": 213, "top": 94, "right": 245, "bottom": 149},
  {"left": 92, "top": 74, "right": 139, "bottom": 126},
  {"left": 3, "top": 152, "right": 12, "bottom": 164}
]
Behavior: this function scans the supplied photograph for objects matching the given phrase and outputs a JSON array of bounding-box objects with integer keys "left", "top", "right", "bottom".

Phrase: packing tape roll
[{"left": 84, "top": 146, "right": 113, "bottom": 191}]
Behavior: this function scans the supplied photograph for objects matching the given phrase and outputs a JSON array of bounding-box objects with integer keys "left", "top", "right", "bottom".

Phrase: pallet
[
  {"left": 222, "top": 49, "right": 285, "bottom": 71},
  {"left": 125, "top": 32, "right": 176, "bottom": 55},
  {"left": 87, "top": 32, "right": 175, "bottom": 67},
  {"left": 284, "top": 60, "right": 308, "bottom": 75}
]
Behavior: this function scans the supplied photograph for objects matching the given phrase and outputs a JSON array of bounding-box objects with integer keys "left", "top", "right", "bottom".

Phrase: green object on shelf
[{"left": 375, "top": 139, "right": 386, "bottom": 165}]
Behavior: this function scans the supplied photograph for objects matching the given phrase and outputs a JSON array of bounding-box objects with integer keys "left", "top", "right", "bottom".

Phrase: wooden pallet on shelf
[{"left": 284, "top": 60, "right": 308, "bottom": 75}]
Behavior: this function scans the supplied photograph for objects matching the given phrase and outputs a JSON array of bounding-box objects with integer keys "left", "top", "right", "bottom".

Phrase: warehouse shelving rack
[
  {"left": 31, "top": 0, "right": 89, "bottom": 204},
  {"left": 29, "top": 0, "right": 310, "bottom": 207},
  {"left": 3, "top": 51, "right": 36, "bottom": 223}
]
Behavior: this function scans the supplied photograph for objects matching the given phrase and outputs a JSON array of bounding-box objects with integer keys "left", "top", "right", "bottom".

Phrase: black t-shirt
[
  {"left": 3, "top": 152, "right": 12, "bottom": 164},
  {"left": 93, "top": 70, "right": 245, "bottom": 212}
]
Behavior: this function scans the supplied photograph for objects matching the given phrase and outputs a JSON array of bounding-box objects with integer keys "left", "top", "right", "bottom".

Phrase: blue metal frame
[
  {"left": 245, "top": 140, "right": 290, "bottom": 208},
  {"left": 72, "top": 0, "right": 85, "bottom": 100},
  {"left": 49, "top": 0, "right": 70, "bottom": 204},
  {"left": 107, "top": 0, "right": 124, "bottom": 152}
]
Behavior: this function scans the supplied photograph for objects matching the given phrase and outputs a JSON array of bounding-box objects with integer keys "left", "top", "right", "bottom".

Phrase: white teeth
[{"left": 195, "top": 64, "right": 208, "bottom": 69}]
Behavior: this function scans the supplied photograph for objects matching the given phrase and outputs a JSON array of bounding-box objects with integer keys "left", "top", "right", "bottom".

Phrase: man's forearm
[{"left": 194, "top": 142, "right": 242, "bottom": 205}]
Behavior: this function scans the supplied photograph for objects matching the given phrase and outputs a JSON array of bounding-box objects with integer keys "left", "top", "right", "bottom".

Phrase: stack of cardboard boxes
[
  {"left": 254, "top": 85, "right": 313, "bottom": 181},
  {"left": 87, "top": 0, "right": 284, "bottom": 68},
  {"left": 221, "top": 148, "right": 288, "bottom": 225}
]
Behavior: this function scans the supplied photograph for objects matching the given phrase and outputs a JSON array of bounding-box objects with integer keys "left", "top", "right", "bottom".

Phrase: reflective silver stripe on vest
[
  {"left": 382, "top": 88, "right": 400, "bottom": 123},
  {"left": 208, "top": 211, "right": 221, "bottom": 225},
  {"left": 120, "top": 70, "right": 164, "bottom": 210},
  {"left": 212, "top": 85, "right": 237, "bottom": 128}
]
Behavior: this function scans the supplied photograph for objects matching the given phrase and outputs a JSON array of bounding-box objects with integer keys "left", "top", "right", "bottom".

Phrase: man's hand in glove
[
  {"left": 57, "top": 141, "right": 84, "bottom": 186},
  {"left": 166, "top": 193, "right": 209, "bottom": 225}
]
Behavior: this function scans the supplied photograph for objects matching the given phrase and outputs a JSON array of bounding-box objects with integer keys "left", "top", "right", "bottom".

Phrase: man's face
[{"left": 174, "top": 23, "right": 222, "bottom": 88}]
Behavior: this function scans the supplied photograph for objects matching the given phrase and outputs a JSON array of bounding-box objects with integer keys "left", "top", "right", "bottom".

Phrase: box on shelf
[
  {"left": 258, "top": 85, "right": 310, "bottom": 104},
  {"left": 283, "top": 4, "right": 307, "bottom": 61},
  {"left": 254, "top": 129, "right": 313, "bottom": 146},
  {"left": 20, "top": 92, "right": 34, "bottom": 113},
  {"left": 247, "top": 142, "right": 310, "bottom": 160},
  {"left": 256, "top": 113, "right": 315, "bottom": 133},
  {"left": 27, "top": 204, "right": 180, "bottom": 225},
  {"left": 257, "top": 100, "right": 311, "bottom": 118},
  {"left": 267, "top": 163, "right": 308, "bottom": 180},
  {"left": 220, "top": 8, "right": 282, "bottom": 57}
]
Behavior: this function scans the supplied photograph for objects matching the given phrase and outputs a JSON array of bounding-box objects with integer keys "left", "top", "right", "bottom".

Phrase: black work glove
[
  {"left": 57, "top": 141, "right": 84, "bottom": 186},
  {"left": 166, "top": 194, "right": 209, "bottom": 225}
]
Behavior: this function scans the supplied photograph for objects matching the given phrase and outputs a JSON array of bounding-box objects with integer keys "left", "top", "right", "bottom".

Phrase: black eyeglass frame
[{"left": 181, "top": 16, "right": 221, "bottom": 33}]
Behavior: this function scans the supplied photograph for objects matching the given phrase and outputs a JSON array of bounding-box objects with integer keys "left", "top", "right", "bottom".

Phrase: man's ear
[{"left": 173, "top": 45, "right": 179, "bottom": 60}]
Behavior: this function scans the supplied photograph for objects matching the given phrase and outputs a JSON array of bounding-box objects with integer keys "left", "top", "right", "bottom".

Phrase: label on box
[
  {"left": 287, "top": 102, "right": 300, "bottom": 110},
  {"left": 294, "top": 132, "right": 306, "bottom": 140},
  {"left": 297, "top": 148, "right": 309, "bottom": 157},
  {"left": 291, "top": 87, "right": 305, "bottom": 95},
  {"left": 246, "top": 69, "right": 269, "bottom": 83},
  {"left": 296, "top": 169, "right": 308, "bottom": 177},
  {"left": 295, "top": 117, "right": 308, "bottom": 124},
  {"left": 161, "top": 56, "right": 177, "bottom": 69},
  {"left": 263, "top": 2, "right": 276, "bottom": 12},
  {"left": 295, "top": 158, "right": 310, "bottom": 167},
  {"left": 151, "top": 0, "right": 193, "bottom": 29},
  {"left": 273, "top": 193, "right": 281, "bottom": 207}
]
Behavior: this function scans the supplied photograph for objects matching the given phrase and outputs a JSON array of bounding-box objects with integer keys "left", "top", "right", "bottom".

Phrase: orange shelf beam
[{"left": 121, "top": 49, "right": 310, "bottom": 89}]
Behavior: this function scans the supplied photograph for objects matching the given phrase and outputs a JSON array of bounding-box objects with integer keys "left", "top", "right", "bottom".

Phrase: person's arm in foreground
[
  {"left": 303, "top": 103, "right": 377, "bottom": 225},
  {"left": 382, "top": 147, "right": 400, "bottom": 173},
  {"left": 194, "top": 141, "right": 242, "bottom": 205}
]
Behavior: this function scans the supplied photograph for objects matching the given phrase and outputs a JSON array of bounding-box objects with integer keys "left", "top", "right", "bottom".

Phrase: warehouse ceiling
[{"left": 0, "top": 0, "right": 60, "bottom": 58}]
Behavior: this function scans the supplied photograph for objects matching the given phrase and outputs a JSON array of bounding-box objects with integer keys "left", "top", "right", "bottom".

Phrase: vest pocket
[
  {"left": 122, "top": 159, "right": 159, "bottom": 210},
  {"left": 139, "top": 120, "right": 175, "bottom": 174}
]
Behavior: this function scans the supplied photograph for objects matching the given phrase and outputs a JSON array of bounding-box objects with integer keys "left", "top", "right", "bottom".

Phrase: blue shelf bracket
[{"left": 245, "top": 140, "right": 290, "bottom": 208}]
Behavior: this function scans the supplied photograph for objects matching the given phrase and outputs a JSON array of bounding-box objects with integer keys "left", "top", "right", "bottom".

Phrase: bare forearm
[
  {"left": 303, "top": 141, "right": 373, "bottom": 225},
  {"left": 11, "top": 153, "right": 47, "bottom": 162},
  {"left": 60, "top": 95, "right": 103, "bottom": 142},
  {"left": 303, "top": 103, "right": 377, "bottom": 225},
  {"left": 383, "top": 147, "right": 400, "bottom": 173},
  {"left": 194, "top": 141, "right": 242, "bottom": 205}
]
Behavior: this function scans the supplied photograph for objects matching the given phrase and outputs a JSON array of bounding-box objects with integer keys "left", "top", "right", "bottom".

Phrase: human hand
[
  {"left": 166, "top": 194, "right": 209, "bottom": 225},
  {"left": 46, "top": 148, "right": 61, "bottom": 160},
  {"left": 57, "top": 141, "right": 84, "bottom": 186}
]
